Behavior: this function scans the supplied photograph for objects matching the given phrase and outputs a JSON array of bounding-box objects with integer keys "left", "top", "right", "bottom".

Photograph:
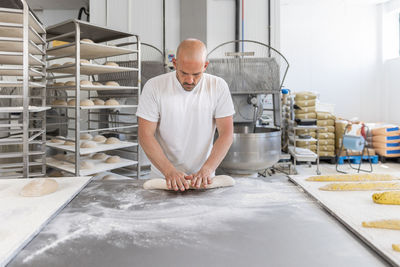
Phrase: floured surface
[
  {"left": 9, "top": 177, "right": 386, "bottom": 267},
  {"left": 0, "top": 177, "right": 92, "bottom": 267},
  {"left": 289, "top": 174, "right": 400, "bottom": 266}
]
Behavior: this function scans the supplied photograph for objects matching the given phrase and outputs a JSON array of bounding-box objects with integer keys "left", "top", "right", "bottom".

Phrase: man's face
[{"left": 173, "top": 58, "right": 209, "bottom": 91}]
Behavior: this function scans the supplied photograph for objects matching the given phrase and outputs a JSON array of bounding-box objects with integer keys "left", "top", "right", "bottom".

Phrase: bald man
[{"left": 136, "top": 39, "right": 234, "bottom": 191}]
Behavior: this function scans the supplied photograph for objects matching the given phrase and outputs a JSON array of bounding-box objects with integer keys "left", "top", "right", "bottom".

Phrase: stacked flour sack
[
  {"left": 316, "top": 112, "right": 336, "bottom": 157},
  {"left": 293, "top": 92, "right": 317, "bottom": 152},
  {"left": 371, "top": 126, "right": 400, "bottom": 158}
]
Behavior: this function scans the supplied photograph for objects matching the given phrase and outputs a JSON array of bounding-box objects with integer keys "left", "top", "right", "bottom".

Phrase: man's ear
[
  {"left": 203, "top": 61, "right": 209, "bottom": 71},
  {"left": 172, "top": 58, "right": 177, "bottom": 70}
]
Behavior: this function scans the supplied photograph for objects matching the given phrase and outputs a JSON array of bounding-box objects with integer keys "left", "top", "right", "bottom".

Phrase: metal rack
[
  {"left": 45, "top": 19, "right": 141, "bottom": 178},
  {"left": 0, "top": 3, "right": 48, "bottom": 178}
]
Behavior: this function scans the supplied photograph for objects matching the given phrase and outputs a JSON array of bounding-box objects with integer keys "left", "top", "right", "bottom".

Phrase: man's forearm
[{"left": 201, "top": 133, "right": 233, "bottom": 173}]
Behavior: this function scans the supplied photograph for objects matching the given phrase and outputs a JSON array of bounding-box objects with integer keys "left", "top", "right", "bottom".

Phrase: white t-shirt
[{"left": 136, "top": 71, "right": 235, "bottom": 177}]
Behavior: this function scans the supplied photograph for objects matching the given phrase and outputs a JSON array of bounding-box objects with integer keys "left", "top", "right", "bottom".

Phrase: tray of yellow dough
[
  {"left": 45, "top": 156, "right": 138, "bottom": 176},
  {"left": 306, "top": 173, "right": 400, "bottom": 182},
  {"left": 373, "top": 191, "right": 400, "bottom": 205},
  {"left": 0, "top": 176, "right": 92, "bottom": 266},
  {"left": 289, "top": 174, "right": 400, "bottom": 266},
  {"left": 319, "top": 182, "right": 400, "bottom": 191},
  {"left": 47, "top": 63, "right": 137, "bottom": 75},
  {"left": 46, "top": 140, "right": 138, "bottom": 154}
]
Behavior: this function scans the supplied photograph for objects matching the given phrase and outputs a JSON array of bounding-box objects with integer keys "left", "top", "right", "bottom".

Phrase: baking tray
[
  {"left": 46, "top": 140, "right": 138, "bottom": 154},
  {"left": 47, "top": 63, "right": 137, "bottom": 75},
  {"left": 0, "top": 81, "right": 44, "bottom": 87},
  {"left": 0, "top": 66, "right": 43, "bottom": 76},
  {"left": 47, "top": 84, "right": 138, "bottom": 91},
  {"left": 50, "top": 104, "right": 138, "bottom": 110},
  {"left": 47, "top": 41, "right": 136, "bottom": 60},
  {"left": 45, "top": 156, "right": 138, "bottom": 176},
  {"left": 0, "top": 52, "right": 44, "bottom": 65},
  {"left": 0, "top": 22, "right": 44, "bottom": 45},
  {"left": 0, "top": 106, "right": 50, "bottom": 113},
  {"left": 289, "top": 174, "right": 400, "bottom": 266},
  {"left": 0, "top": 37, "right": 43, "bottom": 54},
  {"left": 0, "top": 7, "right": 45, "bottom": 34}
]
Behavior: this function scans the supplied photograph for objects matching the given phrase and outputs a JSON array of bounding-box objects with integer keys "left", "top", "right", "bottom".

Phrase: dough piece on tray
[
  {"left": 319, "top": 182, "right": 400, "bottom": 191},
  {"left": 106, "top": 155, "right": 121, "bottom": 163},
  {"left": 51, "top": 82, "right": 65, "bottom": 87},
  {"left": 67, "top": 99, "right": 76, "bottom": 106},
  {"left": 393, "top": 244, "right": 400, "bottom": 252},
  {"left": 81, "top": 141, "right": 97, "bottom": 148},
  {"left": 105, "top": 81, "right": 119, "bottom": 86},
  {"left": 93, "top": 135, "right": 107, "bottom": 142},
  {"left": 307, "top": 173, "right": 399, "bottom": 182},
  {"left": 53, "top": 153, "right": 66, "bottom": 161},
  {"left": 143, "top": 175, "right": 235, "bottom": 190},
  {"left": 50, "top": 137, "right": 65, "bottom": 143},
  {"left": 80, "top": 80, "right": 92, "bottom": 86},
  {"left": 81, "top": 38, "right": 94, "bottom": 43},
  {"left": 362, "top": 219, "right": 400, "bottom": 230},
  {"left": 80, "top": 133, "right": 92, "bottom": 140},
  {"left": 51, "top": 99, "right": 67, "bottom": 106},
  {"left": 372, "top": 191, "right": 400, "bottom": 205},
  {"left": 49, "top": 63, "right": 61, "bottom": 68},
  {"left": 80, "top": 99, "right": 94, "bottom": 106},
  {"left": 63, "top": 140, "right": 75, "bottom": 146},
  {"left": 80, "top": 161, "right": 94, "bottom": 170},
  {"left": 93, "top": 99, "right": 105, "bottom": 105},
  {"left": 105, "top": 137, "right": 120, "bottom": 144},
  {"left": 20, "top": 178, "right": 58, "bottom": 197},
  {"left": 93, "top": 82, "right": 103, "bottom": 86},
  {"left": 104, "top": 62, "right": 119, "bottom": 67},
  {"left": 80, "top": 59, "right": 90, "bottom": 64},
  {"left": 92, "top": 153, "right": 107, "bottom": 160},
  {"left": 105, "top": 98, "right": 119, "bottom": 105},
  {"left": 65, "top": 81, "right": 76, "bottom": 86}
]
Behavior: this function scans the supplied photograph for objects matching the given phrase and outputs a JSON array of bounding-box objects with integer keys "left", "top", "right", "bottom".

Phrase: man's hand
[
  {"left": 164, "top": 167, "right": 191, "bottom": 191},
  {"left": 190, "top": 167, "right": 213, "bottom": 189}
]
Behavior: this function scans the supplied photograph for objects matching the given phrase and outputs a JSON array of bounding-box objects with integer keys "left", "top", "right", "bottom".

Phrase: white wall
[
  {"left": 280, "top": 0, "right": 382, "bottom": 122},
  {"left": 33, "top": 9, "right": 80, "bottom": 27}
]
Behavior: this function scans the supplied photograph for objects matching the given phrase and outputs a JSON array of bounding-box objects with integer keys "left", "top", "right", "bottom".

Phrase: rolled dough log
[
  {"left": 105, "top": 155, "right": 120, "bottom": 163},
  {"left": 372, "top": 191, "right": 400, "bottom": 205},
  {"left": 319, "top": 182, "right": 400, "bottom": 191},
  {"left": 307, "top": 173, "right": 398, "bottom": 182},
  {"left": 105, "top": 98, "right": 119, "bottom": 105},
  {"left": 105, "top": 137, "right": 120, "bottom": 144},
  {"left": 143, "top": 175, "right": 235, "bottom": 190},
  {"left": 20, "top": 178, "right": 58, "bottom": 197},
  {"left": 362, "top": 219, "right": 400, "bottom": 230},
  {"left": 393, "top": 244, "right": 400, "bottom": 252},
  {"left": 93, "top": 135, "right": 107, "bottom": 142}
]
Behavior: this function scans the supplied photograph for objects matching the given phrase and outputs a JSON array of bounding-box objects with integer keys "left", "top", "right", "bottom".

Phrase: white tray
[
  {"left": 0, "top": 106, "right": 50, "bottom": 113},
  {"left": 0, "top": 52, "right": 44, "bottom": 65},
  {"left": 0, "top": 7, "right": 45, "bottom": 34},
  {"left": 0, "top": 67, "right": 43, "bottom": 77},
  {"left": 0, "top": 37, "right": 43, "bottom": 54},
  {"left": 47, "top": 41, "right": 135, "bottom": 59},
  {"left": 289, "top": 174, "right": 400, "bottom": 266},
  {"left": 0, "top": 81, "right": 44, "bottom": 88},
  {"left": 0, "top": 23, "right": 44, "bottom": 45},
  {"left": 47, "top": 84, "right": 138, "bottom": 91},
  {"left": 46, "top": 156, "right": 138, "bottom": 176},
  {"left": 50, "top": 104, "right": 138, "bottom": 110},
  {"left": 46, "top": 140, "right": 138, "bottom": 154},
  {"left": 0, "top": 176, "right": 91, "bottom": 266},
  {"left": 47, "top": 63, "right": 137, "bottom": 75}
]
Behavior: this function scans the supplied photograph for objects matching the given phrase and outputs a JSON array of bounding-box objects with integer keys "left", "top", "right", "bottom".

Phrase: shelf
[
  {"left": 0, "top": 52, "right": 44, "bottom": 65},
  {"left": 0, "top": 81, "right": 45, "bottom": 87},
  {"left": 46, "top": 140, "right": 138, "bottom": 155},
  {"left": 47, "top": 63, "right": 137, "bottom": 75},
  {"left": 0, "top": 37, "right": 43, "bottom": 54},
  {"left": 0, "top": 7, "right": 46, "bottom": 34},
  {"left": 50, "top": 104, "right": 138, "bottom": 110},
  {"left": 47, "top": 41, "right": 136, "bottom": 60},
  {"left": 47, "top": 84, "right": 138, "bottom": 91},
  {"left": 46, "top": 19, "right": 134, "bottom": 43},
  {"left": 288, "top": 146, "right": 317, "bottom": 162},
  {"left": 289, "top": 136, "right": 317, "bottom": 142},
  {"left": 0, "top": 67, "right": 43, "bottom": 76},
  {"left": 0, "top": 106, "right": 50, "bottom": 113},
  {"left": 0, "top": 22, "right": 44, "bottom": 44},
  {"left": 0, "top": 151, "right": 44, "bottom": 159}
]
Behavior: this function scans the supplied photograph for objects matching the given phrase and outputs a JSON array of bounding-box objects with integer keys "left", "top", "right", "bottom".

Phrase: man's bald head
[{"left": 176, "top": 39, "right": 207, "bottom": 63}]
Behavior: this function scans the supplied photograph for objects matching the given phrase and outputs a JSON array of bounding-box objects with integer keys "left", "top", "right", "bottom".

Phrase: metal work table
[{"left": 9, "top": 175, "right": 388, "bottom": 267}]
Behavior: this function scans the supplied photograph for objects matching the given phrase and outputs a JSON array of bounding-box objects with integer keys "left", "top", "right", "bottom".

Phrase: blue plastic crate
[{"left": 337, "top": 155, "right": 379, "bottom": 165}]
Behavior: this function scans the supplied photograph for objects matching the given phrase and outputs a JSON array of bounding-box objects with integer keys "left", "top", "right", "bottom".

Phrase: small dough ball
[
  {"left": 80, "top": 59, "right": 90, "bottom": 64},
  {"left": 65, "top": 81, "right": 76, "bottom": 86},
  {"left": 104, "top": 62, "right": 119, "bottom": 67},
  {"left": 20, "top": 178, "right": 58, "bottom": 197},
  {"left": 65, "top": 154, "right": 75, "bottom": 163},
  {"left": 63, "top": 140, "right": 75, "bottom": 146},
  {"left": 93, "top": 82, "right": 103, "bottom": 86},
  {"left": 93, "top": 99, "right": 105, "bottom": 105},
  {"left": 92, "top": 153, "right": 107, "bottom": 160},
  {"left": 51, "top": 82, "right": 64, "bottom": 87},
  {"left": 106, "top": 156, "right": 121, "bottom": 164},
  {"left": 80, "top": 80, "right": 92, "bottom": 86},
  {"left": 105, "top": 137, "right": 120, "bottom": 144},
  {"left": 81, "top": 38, "right": 94, "bottom": 43},
  {"left": 80, "top": 141, "right": 97, "bottom": 148},
  {"left": 51, "top": 99, "right": 67, "bottom": 106},
  {"left": 50, "top": 63, "right": 61, "bottom": 68},
  {"left": 63, "top": 61, "right": 73, "bottom": 66},
  {"left": 93, "top": 135, "right": 107, "bottom": 142},
  {"left": 80, "top": 161, "right": 94, "bottom": 170},
  {"left": 80, "top": 133, "right": 92, "bottom": 140},
  {"left": 105, "top": 81, "right": 120, "bottom": 86},
  {"left": 53, "top": 153, "right": 66, "bottom": 161},
  {"left": 51, "top": 137, "right": 65, "bottom": 143},
  {"left": 67, "top": 99, "right": 76, "bottom": 106},
  {"left": 105, "top": 99, "right": 119, "bottom": 106},
  {"left": 80, "top": 99, "right": 94, "bottom": 106}
]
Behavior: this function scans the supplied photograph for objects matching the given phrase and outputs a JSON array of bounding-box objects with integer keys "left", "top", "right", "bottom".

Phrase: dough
[
  {"left": 80, "top": 161, "right": 94, "bottom": 170},
  {"left": 92, "top": 153, "right": 107, "bottom": 160},
  {"left": 307, "top": 173, "right": 399, "bottom": 182},
  {"left": 81, "top": 38, "right": 94, "bottom": 43},
  {"left": 105, "top": 155, "right": 121, "bottom": 163},
  {"left": 53, "top": 153, "right": 66, "bottom": 161},
  {"left": 80, "top": 80, "right": 92, "bottom": 86},
  {"left": 93, "top": 99, "right": 105, "bottom": 105},
  {"left": 105, "top": 81, "right": 119, "bottom": 86},
  {"left": 104, "top": 61, "right": 118, "bottom": 67},
  {"left": 80, "top": 59, "right": 90, "bottom": 64},
  {"left": 63, "top": 61, "right": 73, "bottom": 66},
  {"left": 47, "top": 170, "right": 64, "bottom": 177},
  {"left": 319, "top": 182, "right": 400, "bottom": 191},
  {"left": 80, "top": 99, "right": 94, "bottom": 106},
  {"left": 393, "top": 244, "right": 400, "bottom": 252},
  {"left": 93, "top": 82, "right": 103, "bottom": 86},
  {"left": 105, "top": 137, "right": 120, "bottom": 144},
  {"left": 80, "top": 133, "right": 92, "bottom": 140},
  {"left": 51, "top": 99, "right": 67, "bottom": 106},
  {"left": 63, "top": 140, "right": 75, "bottom": 146},
  {"left": 67, "top": 99, "right": 76, "bottom": 106},
  {"left": 49, "top": 63, "right": 61, "bottom": 68},
  {"left": 50, "top": 137, "right": 64, "bottom": 143},
  {"left": 65, "top": 155, "right": 75, "bottom": 163},
  {"left": 65, "top": 81, "right": 76, "bottom": 86},
  {"left": 143, "top": 175, "right": 235, "bottom": 190},
  {"left": 20, "top": 178, "right": 58, "bottom": 197},
  {"left": 362, "top": 219, "right": 400, "bottom": 230},
  {"left": 105, "top": 99, "right": 119, "bottom": 105},
  {"left": 51, "top": 82, "right": 65, "bottom": 87},
  {"left": 93, "top": 135, "right": 107, "bottom": 142},
  {"left": 372, "top": 191, "right": 400, "bottom": 205},
  {"left": 80, "top": 141, "right": 97, "bottom": 148}
]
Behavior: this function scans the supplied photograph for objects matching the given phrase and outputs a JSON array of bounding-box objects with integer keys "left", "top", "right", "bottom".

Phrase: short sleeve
[
  {"left": 136, "top": 80, "right": 160, "bottom": 122},
  {"left": 214, "top": 79, "right": 235, "bottom": 118}
]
